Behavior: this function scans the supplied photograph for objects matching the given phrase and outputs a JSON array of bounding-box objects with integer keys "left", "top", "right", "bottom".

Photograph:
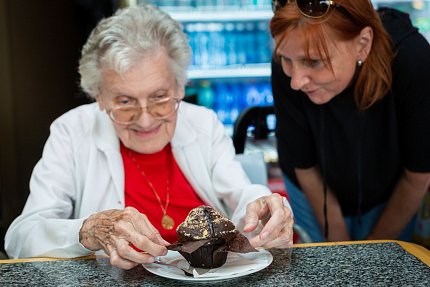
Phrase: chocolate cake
[{"left": 168, "top": 205, "right": 257, "bottom": 268}]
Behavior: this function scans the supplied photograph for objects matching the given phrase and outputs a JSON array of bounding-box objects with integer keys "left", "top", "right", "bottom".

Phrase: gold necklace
[{"left": 127, "top": 151, "right": 175, "bottom": 230}]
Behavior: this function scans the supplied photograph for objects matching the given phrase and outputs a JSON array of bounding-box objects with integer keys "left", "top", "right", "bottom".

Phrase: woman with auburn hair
[{"left": 270, "top": 0, "right": 430, "bottom": 242}]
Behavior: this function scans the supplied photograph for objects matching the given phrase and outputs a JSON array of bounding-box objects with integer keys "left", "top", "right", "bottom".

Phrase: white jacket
[{"left": 5, "top": 102, "right": 277, "bottom": 258}]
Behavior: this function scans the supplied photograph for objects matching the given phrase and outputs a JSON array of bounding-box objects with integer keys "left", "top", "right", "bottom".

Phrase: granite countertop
[{"left": 1, "top": 242, "right": 429, "bottom": 286}]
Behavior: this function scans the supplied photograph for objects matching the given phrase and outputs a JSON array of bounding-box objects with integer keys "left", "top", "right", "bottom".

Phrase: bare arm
[
  {"left": 295, "top": 167, "right": 350, "bottom": 241},
  {"left": 368, "top": 169, "right": 430, "bottom": 239}
]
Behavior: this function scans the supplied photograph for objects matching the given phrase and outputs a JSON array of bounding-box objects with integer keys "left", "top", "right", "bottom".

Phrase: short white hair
[{"left": 79, "top": 4, "right": 191, "bottom": 98}]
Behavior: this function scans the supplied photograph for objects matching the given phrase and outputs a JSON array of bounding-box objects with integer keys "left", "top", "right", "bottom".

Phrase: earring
[{"left": 357, "top": 60, "right": 363, "bottom": 67}]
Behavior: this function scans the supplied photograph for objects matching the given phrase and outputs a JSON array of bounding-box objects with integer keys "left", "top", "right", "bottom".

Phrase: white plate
[{"left": 143, "top": 248, "right": 273, "bottom": 281}]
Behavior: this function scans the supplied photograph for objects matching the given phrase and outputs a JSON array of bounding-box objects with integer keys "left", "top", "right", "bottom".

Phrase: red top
[{"left": 121, "top": 143, "right": 206, "bottom": 243}]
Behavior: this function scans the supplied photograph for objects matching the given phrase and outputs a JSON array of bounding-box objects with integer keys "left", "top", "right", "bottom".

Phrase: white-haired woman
[{"left": 5, "top": 4, "right": 293, "bottom": 270}]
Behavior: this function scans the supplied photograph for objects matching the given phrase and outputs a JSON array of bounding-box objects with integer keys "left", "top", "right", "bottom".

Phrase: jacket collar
[
  {"left": 169, "top": 104, "right": 217, "bottom": 208},
  {"left": 93, "top": 105, "right": 120, "bottom": 153},
  {"left": 92, "top": 105, "right": 124, "bottom": 202},
  {"left": 171, "top": 103, "right": 197, "bottom": 149}
]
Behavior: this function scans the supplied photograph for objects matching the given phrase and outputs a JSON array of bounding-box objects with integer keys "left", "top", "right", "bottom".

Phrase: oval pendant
[{"left": 161, "top": 214, "right": 175, "bottom": 230}]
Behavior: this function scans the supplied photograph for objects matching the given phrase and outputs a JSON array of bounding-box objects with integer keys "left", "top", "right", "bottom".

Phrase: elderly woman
[
  {"left": 5, "top": 4, "right": 293, "bottom": 269},
  {"left": 271, "top": 0, "right": 430, "bottom": 242}
]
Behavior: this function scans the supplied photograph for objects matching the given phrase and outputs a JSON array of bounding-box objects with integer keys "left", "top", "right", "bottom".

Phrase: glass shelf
[
  {"left": 168, "top": 10, "right": 273, "bottom": 22},
  {"left": 187, "top": 63, "right": 271, "bottom": 80}
]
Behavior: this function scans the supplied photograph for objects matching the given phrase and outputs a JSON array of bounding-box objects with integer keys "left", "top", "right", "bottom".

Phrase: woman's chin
[
  {"left": 124, "top": 133, "right": 168, "bottom": 154},
  {"left": 128, "top": 142, "right": 165, "bottom": 154},
  {"left": 306, "top": 93, "right": 334, "bottom": 105},
  {"left": 132, "top": 125, "right": 161, "bottom": 138}
]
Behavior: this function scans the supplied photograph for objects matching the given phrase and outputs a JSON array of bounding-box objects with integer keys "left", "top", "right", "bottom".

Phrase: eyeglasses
[
  {"left": 272, "top": 0, "right": 341, "bottom": 19},
  {"left": 106, "top": 97, "right": 181, "bottom": 124}
]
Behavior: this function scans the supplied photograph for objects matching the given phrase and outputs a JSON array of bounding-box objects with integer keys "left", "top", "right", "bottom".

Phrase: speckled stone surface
[{"left": 1, "top": 242, "right": 429, "bottom": 286}]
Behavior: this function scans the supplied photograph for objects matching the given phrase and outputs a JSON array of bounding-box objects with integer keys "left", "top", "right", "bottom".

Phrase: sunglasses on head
[{"left": 272, "top": 0, "right": 341, "bottom": 18}]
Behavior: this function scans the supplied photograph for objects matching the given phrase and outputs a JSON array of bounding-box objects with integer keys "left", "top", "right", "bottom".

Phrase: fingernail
[
  {"left": 244, "top": 223, "right": 253, "bottom": 229},
  {"left": 261, "top": 231, "right": 269, "bottom": 240}
]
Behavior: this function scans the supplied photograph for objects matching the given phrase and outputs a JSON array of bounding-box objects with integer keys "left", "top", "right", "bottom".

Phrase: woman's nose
[
  {"left": 135, "top": 108, "right": 155, "bottom": 127},
  {"left": 289, "top": 67, "right": 310, "bottom": 91}
]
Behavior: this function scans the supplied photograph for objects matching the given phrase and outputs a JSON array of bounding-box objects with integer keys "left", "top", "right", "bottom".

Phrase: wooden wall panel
[{"left": 0, "top": 0, "right": 89, "bottom": 255}]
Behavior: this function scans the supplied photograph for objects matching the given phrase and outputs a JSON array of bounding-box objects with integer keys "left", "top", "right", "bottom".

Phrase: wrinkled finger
[
  {"left": 128, "top": 233, "right": 168, "bottom": 257},
  {"left": 111, "top": 213, "right": 168, "bottom": 256},
  {"left": 244, "top": 197, "right": 269, "bottom": 232},
  {"left": 261, "top": 237, "right": 293, "bottom": 249},
  {"left": 260, "top": 226, "right": 294, "bottom": 249},
  {"left": 104, "top": 242, "right": 115, "bottom": 256},
  {"left": 250, "top": 205, "right": 292, "bottom": 247},
  {"left": 121, "top": 217, "right": 169, "bottom": 255},
  {"left": 131, "top": 216, "right": 170, "bottom": 246},
  {"left": 261, "top": 194, "right": 292, "bottom": 233},
  {"left": 120, "top": 209, "right": 170, "bottom": 246},
  {"left": 114, "top": 237, "right": 159, "bottom": 264},
  {"left": 108, "top": 246, "right": 139, "bottom": 270},
  {"left": 249, "top": 211, "right": 285, "bottom": 246},
  {"left": 249, "top": 221, "right": 294, "bottom": 249},
  {"left": 263, "top": 194, "right": 285, "bottom": 217}
]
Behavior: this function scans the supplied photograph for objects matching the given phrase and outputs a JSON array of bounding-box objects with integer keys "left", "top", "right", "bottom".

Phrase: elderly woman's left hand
[{"left": 244, "top": 193, "right": 294, "bottom": 249}]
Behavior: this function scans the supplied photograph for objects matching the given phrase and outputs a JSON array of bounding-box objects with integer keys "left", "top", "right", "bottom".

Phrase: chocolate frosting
[
  {"left": 168, "top": 206, "right": 257, "bottom": 261},
  {"left": 176, "top": 206, "right": 237, "bottom": 241}
]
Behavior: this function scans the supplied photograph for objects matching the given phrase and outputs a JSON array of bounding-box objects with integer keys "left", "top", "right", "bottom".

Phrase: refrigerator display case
[
  {"left": 131, "top": 0, "right": 429, "bottom": 137},
  {"left": 134, "top": 0, "right": 275, "bottom": 135}
]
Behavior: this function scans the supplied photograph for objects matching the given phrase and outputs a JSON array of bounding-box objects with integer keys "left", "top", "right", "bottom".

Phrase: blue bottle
[
  {"left": 213, "top": 83, "right": 227, "bottom": 124},
  {"left": 207, "top": 23, "right": 226, "bottom": 66},
  {"left": 258, "top": 82, "right": 273, "bottom": 105},
  {"left": 224, "top": 22, "right": 237, "bottom": 66},
  {"left": 194, "top": 23, "right": 209, "bottom": 67},
  {"left": 256, "top": 21, "right": 272, "bottom": 63},
  {"left": 184, "top": 23, "right": 197, "bottom": 67},
  {"left": 214, "top": 83, "right": 232, "bottom": 125},
  {"left": 245, "top": 22, "right": 257, "bottom": 64},
  {"left": 228, "top": 83, "right": 241, "bottom": 124},
  {"left": 235, "top": 22, "right": 247, "bottom": 65},
  {"left": 245, "top": 83, "right": 262, "bottom": 107}
]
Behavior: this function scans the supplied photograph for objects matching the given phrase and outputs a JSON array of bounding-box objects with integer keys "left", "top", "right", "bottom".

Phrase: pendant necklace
[{"left": 127, "top": 151, "right": 175, "bottom": 230}]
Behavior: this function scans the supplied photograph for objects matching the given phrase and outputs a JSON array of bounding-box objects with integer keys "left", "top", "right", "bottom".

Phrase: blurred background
[{"left": 1, "top": 0, "right": 429, "bottom": 256}]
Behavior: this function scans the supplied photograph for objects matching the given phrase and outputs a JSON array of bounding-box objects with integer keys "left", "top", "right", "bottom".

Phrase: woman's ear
[
  {"left": 95, "top": 95, "right": 105, "bottom": 111},
  {"left": 178, "top": 87, "right": 185, "bottom": 100},
  {"left": 356, "top": 26, "right": 373, "bottom": 62}
]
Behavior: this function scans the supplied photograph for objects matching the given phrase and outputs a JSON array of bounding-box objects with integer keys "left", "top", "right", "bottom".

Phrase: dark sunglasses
[{"left": 272, "top": 0, "right": 342, "bottom": 18}]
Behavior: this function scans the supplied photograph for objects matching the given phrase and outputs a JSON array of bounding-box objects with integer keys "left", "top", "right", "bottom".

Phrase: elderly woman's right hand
[{"left": 79, "top": 207, "right": 169, "bottom": 270}]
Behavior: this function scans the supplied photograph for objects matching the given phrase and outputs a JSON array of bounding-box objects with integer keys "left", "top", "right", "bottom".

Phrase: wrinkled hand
[
  {"left": 244, "top": 193, "right": 294, "bottom": 249},
  {"left": 79, "top": 207, "right": 169, "bottom": 269}
]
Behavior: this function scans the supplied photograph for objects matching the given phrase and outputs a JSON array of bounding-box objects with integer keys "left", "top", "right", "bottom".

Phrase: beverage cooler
[{"left": 133, "top": 0, "right": 275, "bottom": 136}]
